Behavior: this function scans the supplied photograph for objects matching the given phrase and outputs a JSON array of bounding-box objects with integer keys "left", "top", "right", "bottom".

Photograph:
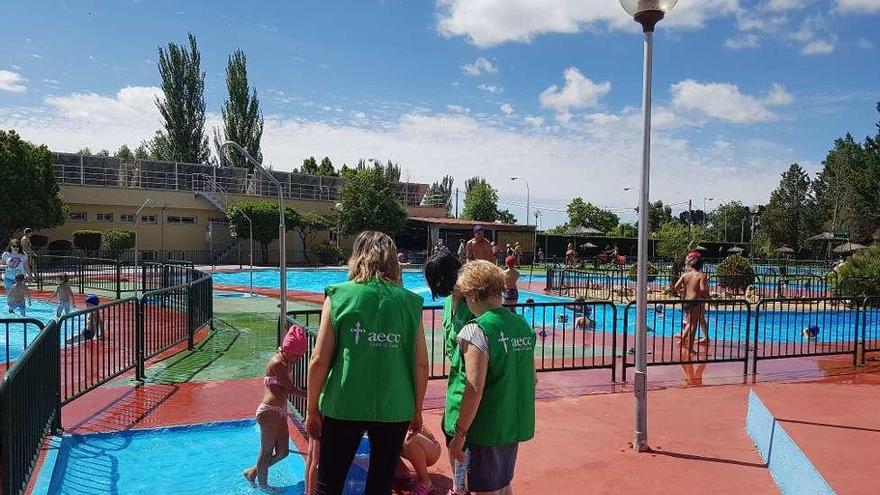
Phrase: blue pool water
[
  {"left": 213, "top": 268, "right": 550, "bottom": 305},
  {"left": 34, "top": 420, "right": 308, "bottom": 495},
  {"left": 0, "top": 295, "right": 59, "bottom": 363}
]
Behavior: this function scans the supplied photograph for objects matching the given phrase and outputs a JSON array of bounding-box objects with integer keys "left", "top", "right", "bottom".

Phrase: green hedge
[
  {"left": 834, "top": 246, "right": 880, "bottom": 297},
  {"left": 47, "top": 239, "right": 72, "bottom": 254},
  {"left": 716, "top": 254, "right": 756, "bottom": 294},
  {"left": 30, "top": 234, "right": 49, "bottom": 250},
  {"left": 627, "top": 262, "right": 658, "bottom": 282},
  {"left": 311, "top": 244, "right": 343, "bottom": 266},
  {"left": 102, "top": 228, "right": 136, "bottom": 252},
  {"left": 72, "top": 230, "right": 102, "bottom": 251}
]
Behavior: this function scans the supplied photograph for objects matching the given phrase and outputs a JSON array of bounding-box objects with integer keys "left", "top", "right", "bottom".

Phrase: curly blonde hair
[
  {"left": 455, "top": 260, "right": 505, "bottom": 301},
  {"left": 347, "top": 231, "right": 401, "bottom": 284}
]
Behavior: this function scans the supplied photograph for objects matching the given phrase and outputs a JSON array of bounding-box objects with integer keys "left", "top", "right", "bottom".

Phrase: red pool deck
[{"left": 752, "top": 380, "right": 880, "bottom": 495}]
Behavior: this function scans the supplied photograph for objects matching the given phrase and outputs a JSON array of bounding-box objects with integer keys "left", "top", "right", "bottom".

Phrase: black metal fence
[
  {"left": 1, "top": 319, "right": 45, "bottom": 371},
  {"left": 621, "top": 299, "right": 752, "bottom": 377},
  {"left": 0, "top": 320, "right": 60, "bottom": 495}
]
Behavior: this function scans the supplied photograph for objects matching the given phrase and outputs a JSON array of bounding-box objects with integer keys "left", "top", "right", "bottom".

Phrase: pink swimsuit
[{"left": 255, "top": 375, "right": 291, "bottom": 419}]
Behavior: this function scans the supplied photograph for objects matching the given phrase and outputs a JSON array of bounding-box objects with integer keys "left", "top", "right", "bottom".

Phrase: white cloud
[
  {"left": 724, "top": 34, "right": 761, "bottom": 49},
  {"left": 436, "top": 0, "right": 740, "bottom": 47},
  {"left": 523, "top": 115, "right": 544, "bottom": 127},
  {"left": 446, "top": 104, "right": 470, "bottom": 113},
  {"left": 351, "top": 111, "right": 367, "bottom": 120},
  {"left": 857, "top": 38, "right": 875, "bottom": 49},
  {"left": 836, "top": 0, "right": 880, "bottom": 13},
  {"left": 461, "top": 57, "right": 497, "bottom": 76},
  {"left": 31, "top": 53, "right": 42, "bottom": 59},
  {"left": 802, "top": 39, "right": 835, "bottom": 55},
  {"left": 0, "top": 84, "right": 801, "bottom": 227},
  {"left": 477, "top": 83, "right": 503, "bottom": 94},
  {"left": 500, "top": 103, "right": 514, "bottom": 115},
  {"left": 766, "top": 0, "right": 807, "bottom": 11},
  {"left": 0, "top": 70, "right": 27, "bottom": 93},
  {"left": 539, "top": 67, "right": 610, "bottom": 117},
  {"left": 670, "top": 80, "right": 793, "bottom": 124}
]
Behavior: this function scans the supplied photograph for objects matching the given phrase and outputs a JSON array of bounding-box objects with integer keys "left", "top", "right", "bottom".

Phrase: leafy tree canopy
[
  {"left": 337, "top": 167, "right": 408, "bottom": 235},
  {"left": 462, "top": 178, "right": 499, "bottom": 223},
  {"left": 0, "top": 130, "right": 67, "bottom": 244},
  {"left": 565, "top": 198, "right": 619, "bottom": 234},
  {"left": 226, "top": 200, "right": 299, "bottom": 262},
  {"left": 214, "top": 49, "right": 263, "bottom": 170}
]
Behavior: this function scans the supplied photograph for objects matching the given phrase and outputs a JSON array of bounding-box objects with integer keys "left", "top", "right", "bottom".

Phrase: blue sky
[{"left": 1, "top": 0, "right": 878, "bottom": 228}]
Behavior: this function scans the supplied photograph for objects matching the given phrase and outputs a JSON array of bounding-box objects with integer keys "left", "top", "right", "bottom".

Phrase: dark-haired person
[
  {"left": 423, "top": 250, "right": 473, "bottom": 495},
  {"left": 307, "top": 231, "right": 429, "bottom": 495},
  {"left": 20, "top": 228, "right": 36, "bottom": 279},
  {"left": 2, "top": 239, "right": 29, "bottom": 291},
  {"left": 466, "top": 225, "right": 494, "bottom": 262},
  {"left": 673, "top": 251, "right": 710, "bottom": 354}
]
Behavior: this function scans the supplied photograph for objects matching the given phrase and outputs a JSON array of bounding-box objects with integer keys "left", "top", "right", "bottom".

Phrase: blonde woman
[{"left": 307, "top": 231, "right": 429, "bottom": 495}]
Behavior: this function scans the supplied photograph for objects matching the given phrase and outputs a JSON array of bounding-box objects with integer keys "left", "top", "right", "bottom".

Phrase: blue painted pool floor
[{"left": 32, "top": 420, "right": 371, "bottom": 495}]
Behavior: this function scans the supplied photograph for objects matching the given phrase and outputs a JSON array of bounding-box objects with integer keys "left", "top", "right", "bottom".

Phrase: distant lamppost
[
  {"left": 334, "top": 202, "right": 344, "bottom": 249},
  {"left": 619, "top": 0, "right": 678, "bottom": 453},
  {"left": 221, "top": 141, "right": 288, "bottom": 343},
  {"left": 134, "top": 198, "right": 151, "bottom": 295},
  {"left": 510, "top": 177, "right": 530, "bottom": 226}
]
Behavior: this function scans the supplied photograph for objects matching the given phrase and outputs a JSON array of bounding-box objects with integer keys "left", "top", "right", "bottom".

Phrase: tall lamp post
[
  {"left": 221, "top": 141, "right": 288, "bottom": 342},
  {"left": 619, "top": 0, "right": 677, "bottom": 453},
  {"left": 134, "top": 198, "right": 151, "bottom": 295},
  {"left": 510, "top": 176, "right": 530, "bottom": 225}
]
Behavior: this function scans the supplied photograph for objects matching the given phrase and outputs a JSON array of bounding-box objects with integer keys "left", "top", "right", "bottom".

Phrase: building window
[
  {"left": 68, "top": 212, "right": 87, "bottom": 222},
  {"left": 120, "top": 214, "right": 135, "bottom": 223},
  {"left": 167, "top": 215, "right": 196, "bottom": 225},
  {"left": 96, "top": 213, "right": 114, "bottom": 223},
  {"left": 141, "top": 214, "right": 157, "bottom": 224},
  {"left": 209, "top": 218, "right": 229, "bottom": 226}
]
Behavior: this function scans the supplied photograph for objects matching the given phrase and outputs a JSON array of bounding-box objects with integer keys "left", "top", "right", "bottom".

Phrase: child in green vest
[{"left": 444, "top": 260, "right": 537, "bottom": 495}]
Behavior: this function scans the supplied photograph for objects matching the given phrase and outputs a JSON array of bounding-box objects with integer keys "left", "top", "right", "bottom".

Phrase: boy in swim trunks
[
  {"left": 83, "top": 294, "right": 103, "bottom": 340},
  {"left": 673, "top": 252, "right": 710, "bottom": 354},
  {"left": 7, "top": 273, "right": 30, "bottom": 316},
  {"left": 502, "top": 255, "right": 519, "bottom": 305},
  {"left": 50, "top": 274, "right": 74, "bottom": 317}
]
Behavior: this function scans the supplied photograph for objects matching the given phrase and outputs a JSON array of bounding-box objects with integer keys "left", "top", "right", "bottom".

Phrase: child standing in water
[
  {"left": 503, "top": 255, "right": 520, "bottom": 305},
  {"left": 7, "top": 273, "right": 30, "bottom": 316},
  {"left": 50, "top": 274, "right": 74, "bottom": 317},
  {"left": 82, "top": 294, "right": 103, "bottom": 340},
  {"left": 244, "top": 324, "right": 308, "bottom": 493}
]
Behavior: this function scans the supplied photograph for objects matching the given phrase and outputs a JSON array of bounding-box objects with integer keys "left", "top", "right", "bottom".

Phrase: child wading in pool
[
  {"left": 244, "top": 325, "right": 308, "bottom": 493},
  {"left": 82, "top": 295, "right": 104, "bottom": 340},
  {"left": 50, "top": 274, "right": 75, "bottom": 317},
  {"left": 673, "top": 252, "right": 710, "bottom": 354},
  {"left": 7, "top": 273, "right": 30, "bottom": 316}
]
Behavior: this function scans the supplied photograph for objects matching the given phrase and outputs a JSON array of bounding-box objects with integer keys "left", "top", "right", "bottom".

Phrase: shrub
[
  {"left": 47, "top": 239, "right": 72, "bottom": 254},
  {"left": 72, "top": 230, "right": 102, "bottom": 251},
  {"left": 310, "top": 244, "right": 343, "bottom": 266},
  {"left": 102, "top": 228, "right": 136, "bottom": 252},
  {"left": 834, "top": 246, "right": 880, "bottom": 297},
  {"left": 29, "top": 234, "right": 49, "bottom": 250},
  {"left": 627, "top": 262, "right": 658, "bottom": 282},
  {"left": 716, "top": 254, "right": 756, "bottom": 294}
]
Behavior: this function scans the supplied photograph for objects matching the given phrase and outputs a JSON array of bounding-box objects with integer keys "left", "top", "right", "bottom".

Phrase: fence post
[
  {"left": 856, "top": 298, "right": 864, "bottom": 367},
  {"left": 187, "top": 283, "right": 195, "bottom": 350},
  {"left": 135, "top": 299, "right": 145, "bottom": 381},
  {"left": 78, "top": 257, "right": 84, "bottom": 294},
  {"left": 751, "top": 301, "right": 761, "bottom": 375},
  {"left": 115, "top": 260, "right": 122, "bottom": 299},
  {"left": 51, "top": 322, "right": 62, "bottom": 434}
]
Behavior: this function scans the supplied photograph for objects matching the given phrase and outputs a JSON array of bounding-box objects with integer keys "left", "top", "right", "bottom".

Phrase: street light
[
  {"left": 619, "top": 0, "right": 677, "bottom": 453},
  {"left": 221, "top": 141, "right": 288, "bottom": 344},
  {"left": 134, "top": 198, "right": 151, "bottom": 296},
  {"left": 510, "top": 177, "right": 530, "bottom": 226},
  {"left": 334, "top": 202, "right": 344, "bottom": 249}
]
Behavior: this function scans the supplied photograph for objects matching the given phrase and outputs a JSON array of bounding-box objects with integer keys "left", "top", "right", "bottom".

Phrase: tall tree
[
  {"left": 150, "top": 33, "right": 210, "bottom": 163},
  {"left": 565, "top": 198, "right": 619, "bottom": 233},
  {"left": 678, "top": 209, "right": 705, "bottom": 227},
  {"left": 114, "top": 145, "right": 135, "bottom": 162},
  {"left": 706, "top": 201, "right": 751, "bottom": 242},
  {"left": 423, "top": 175, "right": 454, "bottom": 214},
  {"left": 294, "top": 212, "right": 333, "bottom": 263},
  {"left": 133, "top": 144, "right": 151, "bottom": 160},
  {"left": 337, "top": 167, "right": 408, "bottom": 235},
  {"left": 462, "top": 180, "right": 499, "bottom": 222},
  {"left": 496, "top": 208, "right": 517, "bottom": 225},
  {"left": 298, "top": 156, "right": 319, "bottom": 175},
  {"left": 318, "top": 156, "right": 337, "bottom": 176},
  {"left": 0, "top": 130, "right": 67, "bottom": 244},
  {"left": 760, "top": 164, "right": 816, "bottom": 251},
  {"left": 213, "top": 49, "right": 263, "bottom": 170},
  {"left": 647, "top": 200, "right": 673, "bottom": 230}
]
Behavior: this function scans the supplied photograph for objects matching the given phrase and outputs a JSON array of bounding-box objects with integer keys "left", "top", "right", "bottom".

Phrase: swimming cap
[
  {"left": 85, "top": 294, "right": 99, "bottom": 306},
  {"left": 505, "top": 255, "right": 516, "bottom": 268},
  {"left": 282, "top": 324, "right": 308, "bottom": 357},
  {"left": 685, "top": 251, "right": 702, "bottom": 266}
]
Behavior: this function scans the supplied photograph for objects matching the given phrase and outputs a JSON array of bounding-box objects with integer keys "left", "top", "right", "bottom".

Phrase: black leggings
[{"left": 316, "top": 416, "right": 409, "bottom": 495}]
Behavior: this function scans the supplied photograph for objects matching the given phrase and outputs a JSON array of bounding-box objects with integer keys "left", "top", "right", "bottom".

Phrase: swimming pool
[
  {"left": 0, "top": 295, "right": 58, "bottom": 363},
  {"left": 213, "top": 268, "right": 551, "bottom": 305},
  {"left": 33, "top": 420, "right": 309, "bottom": 495}
]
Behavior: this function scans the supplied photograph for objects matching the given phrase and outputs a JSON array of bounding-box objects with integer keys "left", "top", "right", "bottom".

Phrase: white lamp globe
[{"left": 619, "top": 0, "right": 678, "bottom": 16}]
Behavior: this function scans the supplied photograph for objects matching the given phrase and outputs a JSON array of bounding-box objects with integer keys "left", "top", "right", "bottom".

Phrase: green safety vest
[
  {"left": 319, "top": 279, "right": 424, "bottom": 422},
  {"left": 444, "top": 308, "right": 536, "bottom": 446},
  {"left": 443, "top": 296, "right": 473, "bottom": 361}
]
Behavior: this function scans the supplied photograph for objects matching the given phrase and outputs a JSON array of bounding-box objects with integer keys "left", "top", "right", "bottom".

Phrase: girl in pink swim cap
[{"left": 243, "top": 324, "right": 308, "bottom": 493}]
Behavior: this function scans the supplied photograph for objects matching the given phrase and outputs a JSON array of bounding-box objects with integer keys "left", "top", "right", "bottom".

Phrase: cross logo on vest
[
  {"left": 498, "top": 331, "right": 509, "bottom": 353},
  {"left": 350, "top": 321, "right": 402, "bottom": 348},
  {"left": 352, "top": 322, "right": 366, "bottom": 345}
]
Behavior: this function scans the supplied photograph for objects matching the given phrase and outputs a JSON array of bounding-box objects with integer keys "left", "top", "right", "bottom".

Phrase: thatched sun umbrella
[
  {"left": 833, "top": 242, "right": 866, "bottom": 254},
  {"left": 727, "top": 246, "right": 745, "bottom": 253}
]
